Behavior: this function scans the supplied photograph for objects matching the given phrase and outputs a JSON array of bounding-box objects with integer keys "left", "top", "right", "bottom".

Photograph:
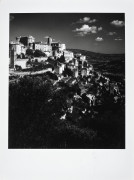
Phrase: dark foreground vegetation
[{"left": 9, "top": 73, "right": 125, "bottom": 149}]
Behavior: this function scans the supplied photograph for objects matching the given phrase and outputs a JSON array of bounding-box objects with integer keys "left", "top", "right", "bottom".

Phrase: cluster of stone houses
[
  {"left": 9, "top": 35, "right": 94, "bottom": 80},
  {"left": 9, "top": 35, "right": 66, "bottom": 56},
  {"left": 9, "top": 35, "right": 67, "bottom": 69},
  {"left": 9, "top": 35, "right": 122, "bottom": 109}
]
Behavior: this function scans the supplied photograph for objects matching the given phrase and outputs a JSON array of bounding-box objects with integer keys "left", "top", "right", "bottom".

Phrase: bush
[
  {"left": 34, "top": 49, "right": 46, "bottom": 57},
  {"left": 26, "top": 49, "right": 34, "bottom": 56},
  {"left": 46, "top": 122, "right": 98, "bottom": 148}
]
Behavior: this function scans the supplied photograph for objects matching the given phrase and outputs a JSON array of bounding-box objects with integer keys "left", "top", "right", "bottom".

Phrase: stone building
[
  {"left": 9, "top": 42, "right": 26, "bottom": 55},
  {"left": 81, "top": 68, "right": 87, "bottom": 77},
  {"left": 54, "top": 62, "right": 64, "bottom": 74},
  {"left": 73, "top": 68, "right": 79, "bottom": 78},
  {"left": 16, "top": 35, "right": 35, "bottom": 46},
  {"left": 73, "top": 58, "right": 79, "bottom": 67},
  {"left": 63, "top": 50, "right": 74, "bottom": 62},
  {"left": 29, "top": 42, "right": 52, "bottom": 54},
  {"left": 86, "top": 94, "right": 96, "bottom": 106}
]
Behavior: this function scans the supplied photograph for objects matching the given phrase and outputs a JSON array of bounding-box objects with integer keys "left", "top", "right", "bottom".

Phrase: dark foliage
[
  {"left": 9, "top": 73, "right": 125, "bottom": 149},
  {"left": 26, "top": 49, "right": 34, "bottom": 57},
  {"left": 34, "top": 49, "right": 46, "bottom": 57}
]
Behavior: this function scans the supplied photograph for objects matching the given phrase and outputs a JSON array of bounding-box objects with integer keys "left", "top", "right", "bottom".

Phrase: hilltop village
[
  {"left": 9, "top": 35, "right": 125, "bottom": 148},
  {"left": 9, "top": 35, "right": 123, "bottom": 109}
]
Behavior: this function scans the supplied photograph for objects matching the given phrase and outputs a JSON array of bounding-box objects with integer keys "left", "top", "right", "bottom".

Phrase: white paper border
[{"left": 0, "top": 0, "right": 134, "bottom": 180}]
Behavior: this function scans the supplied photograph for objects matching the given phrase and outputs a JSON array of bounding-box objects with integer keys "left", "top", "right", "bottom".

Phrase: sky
[{"left": 10, "top": 13, "right": 125, "bottom": 54}]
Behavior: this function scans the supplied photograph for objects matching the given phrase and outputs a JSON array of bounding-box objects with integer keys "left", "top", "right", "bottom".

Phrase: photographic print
[{"left": 9, "top": 13, "right": 125, "bottom": 149}]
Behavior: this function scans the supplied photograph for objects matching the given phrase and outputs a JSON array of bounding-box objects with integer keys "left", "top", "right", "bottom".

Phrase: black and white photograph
[
  {"left": 1, "top": 0, "right": 134, "bottom": 179},
  {"left": 9, "top": 13, "right": 125, "bottom": 149}
]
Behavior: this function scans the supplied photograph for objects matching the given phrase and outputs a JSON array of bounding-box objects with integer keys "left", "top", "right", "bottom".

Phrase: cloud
[
  {"left": 75, "top": 17, "right": 97, "bottom": 24},
  {"left": 114, "top": 38, "right": 123, "bottom": 41},
  {"left": 95, "top": 37, "right": 103, "bottom": 41},
  {"left": 110, "top": 20, "right": 125, "bottom": 27},
  {"left": 98, "top": 27, "right": 103, "bottom": 31},
  {"left": 73, "top": 24, "right": 103, "bottom": 37},
  {"left": 108, "top": 32, "right": 117, "bottom": 35},
  {"left": 75, "top": 32, "right": 87, "bottom": 37},
  {"left": 73, "top": 24, "right": 98, "bottom": 36},
  {"left": 10, "top": 15, "right": 14, "bottom": 21}
]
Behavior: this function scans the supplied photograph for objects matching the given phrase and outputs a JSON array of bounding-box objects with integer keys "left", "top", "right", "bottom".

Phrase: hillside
[
  {"left": 67, "top": 49, "right": 125, "bottom": 82},
  {"left": 67, "top": 48, "right": 125, "bottom": 60}
]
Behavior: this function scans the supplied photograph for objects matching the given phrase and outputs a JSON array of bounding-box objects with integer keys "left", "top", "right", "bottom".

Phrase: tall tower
[
  {"left": 10, "top": 48, "right": 16, "bottom": 69},
  {"left": 28, "top": 35, "right": 35, "bottom": 44},
  {"left": 16, "top": 36, "right": 21, "bottom": 43},
  {"left": 47, "top": 36, "right": 52, "bottom": 45}
]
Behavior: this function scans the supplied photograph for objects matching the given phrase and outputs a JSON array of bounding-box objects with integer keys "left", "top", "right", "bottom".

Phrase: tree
[
  {"left": 34, "top": 49, "right": 46, "bottom": 57},
  {"left": 26, "top": 49, "right": 34, "bottom": 56},
  {"left": 57, "top": 55, "right": 65, "bottom": 63},
  {"left": 63, "top": 68, "right": 73, "bottom": 77}
]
